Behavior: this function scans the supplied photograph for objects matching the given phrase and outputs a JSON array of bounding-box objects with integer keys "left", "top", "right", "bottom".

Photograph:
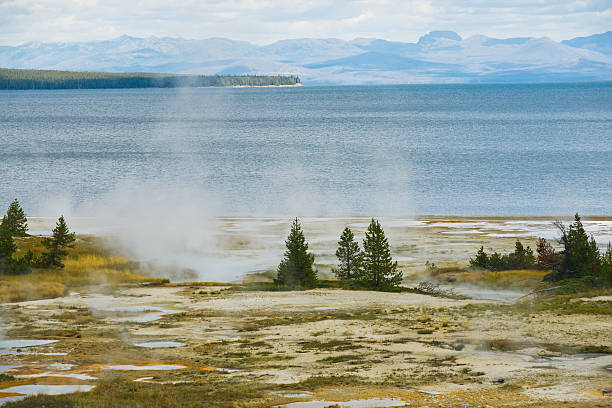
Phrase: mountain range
[{"left": 1, "top": 31, "right": 611, "bottom": 84}]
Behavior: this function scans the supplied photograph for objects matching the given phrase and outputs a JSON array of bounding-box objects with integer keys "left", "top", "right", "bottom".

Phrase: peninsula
[{"left": 0, "top": 68, "right": 301, "bottom": 90}]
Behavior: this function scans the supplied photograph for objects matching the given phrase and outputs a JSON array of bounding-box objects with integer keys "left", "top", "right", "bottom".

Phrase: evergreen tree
[
  {"left": 41, "top": 215, "right": 76, "bottom": 268},
  {"left": 0, "top": 223, "right": 16, "bottom": 259},
  {"left": 275, "top": 218, "right": 317, "bottom": 287},
  {"left": 0, "top": 222, "right": 33, "bottom": 275},
  {"left": 333, "top": 227, "right": 362, "bottom": 281},
  {"left": 488, "top": 252, "right": 505, "bottom": 271},
  {"left": 1, "top": 199, "right": 28, "bottom": 237},
  {"left": 0, "top": 223, "right": 16, "bottom": 273},
  {"left": 601, "top": 243, "right": 612, "bottom": 287},
  {"left": 559, "top": 214, "right": 600, "bottom": 280},
  {"left": 360, "top": 219, "right": 402, "bottom": 289},
  {"left": 510, "top": 240, "right": 536, "bottom": 269},
  {"left": 536, "top": 238, "right": 557, "bottom": 270},
  {"left": 470, "top": 246, "right": 489, "bottom": 269}
]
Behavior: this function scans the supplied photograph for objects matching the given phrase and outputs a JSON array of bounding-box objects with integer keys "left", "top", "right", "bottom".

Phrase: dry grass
[
  {"left": 61, "top": 253, "right": 162, "bottom": 285},
  {"left": 1, "top": 235, "right": 165, "bottom": 302},
  {"left": 434, "top": 268, "right": 547, "bottom": 289},
  {"left": 0, "top": 280, "right": 67, "bottom": 302}
]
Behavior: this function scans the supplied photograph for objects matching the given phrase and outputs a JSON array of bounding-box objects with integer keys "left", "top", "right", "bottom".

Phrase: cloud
[{"left": 0, "top": 0, "right": 609, "bottom": 45}]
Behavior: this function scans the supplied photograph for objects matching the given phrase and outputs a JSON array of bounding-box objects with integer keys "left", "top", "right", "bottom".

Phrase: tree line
[
  {"left": 275, "top": 218, "right": 403, "bottom": 290},
  {"left": 469, "top": 214, "right": 612, "bottom": 288},
  {"left": 0, "top": 68, "right": 301, "bottom": 90},
  {"left": 0, "top": 199, "right": 75, "bottom": 274}
]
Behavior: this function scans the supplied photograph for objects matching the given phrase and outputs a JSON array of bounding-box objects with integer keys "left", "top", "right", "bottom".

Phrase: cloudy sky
[{"left": 1, "top": 0, "right": 610, "bottom": 45}]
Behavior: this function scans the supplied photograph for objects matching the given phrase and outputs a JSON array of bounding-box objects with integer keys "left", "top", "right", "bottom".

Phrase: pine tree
[
  {"left": 510, "top": 240, "right": 536, "bottom": 269},
  {"left": 333, "top": 227, "right": 362, "bottom": 281},
  {"left": 470, "top": 246, "right": 489, "bottom": 269},
  {"left": 361, "top": 219, "right": 402, "bottom": 289},
  {"left": 275, "top": 218, "right": 317, "bottom": 288},
  {"left": 0, "top": 223, "right": 17, "bottom": 274},
  {"left": 0, "top": 223, "right": 16, "bottom": 259},
  {"left": 41, "top": 215, "right": 76, "bottom": 268},
  {"left": 1, "top": 199, "right": 28, "bottom": 237},
  {"left": 561, "top": 214, "right": 600, "bottom": 279},
  {"left": 601, "top": 243, "right": 612, "bottom": 287}
]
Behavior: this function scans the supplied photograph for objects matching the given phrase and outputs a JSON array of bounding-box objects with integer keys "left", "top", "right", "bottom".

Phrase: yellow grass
[
  {"left": 0, "top": 280, "right": 67, "bottom": 302},
  {"left": 1, "top": 235, "right": 166, "bottom": 302},
  {"left": 435, "top": 269, "right": 548, "bottom": 289}
]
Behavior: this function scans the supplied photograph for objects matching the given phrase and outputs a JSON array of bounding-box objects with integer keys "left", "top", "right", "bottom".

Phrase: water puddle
[
  {"left": 101, "top": 364, "right": 186, "bottom": 371},
  {"left": 0, "top": 384, "right": 95, "bottom": 405},
  {"left": 134, "top": 377, "right": 154, "bottom": 383},
  {"left": 99, "top": 306, "right": 186, "bottom": 323},
  {"left": 439, "top": 284, "right": 525, "bottom": 302},
  {"left": 0, "top": 340, "right": 59, "bottom": 356},
  {"left": 0, "top": 365, "right": 19, "bottom": 374},
  {"left": 14, "top": 372, "right": 98, "bottom": 380},
  {"left": 530, "top": 354, "right": 607, "bottom": 363},
  {"left": 217, "top": 368, "right": 239, "bottom": 373},
  {"left": 48, "top": 363, "right": 73, "bottom": 370},
  {"left": 274, "top": 392, "right": 313, "bottom": 398},
  {"left": 134, "top": 341, "right": 186, "bottom": 348},
  {"left": 0, "top": 340, "right": 57, "bottom": 349},
  {"left": 276, "top": 398, "right": 408, "bottom": 407}
]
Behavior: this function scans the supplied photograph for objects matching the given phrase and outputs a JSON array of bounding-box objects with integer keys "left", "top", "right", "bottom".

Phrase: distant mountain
[
  {"left": 563, "top": 31, "right": 612, "bottom": 55},
  {"left": 1, "top": 31, "right": 611, "bottom": 84}
]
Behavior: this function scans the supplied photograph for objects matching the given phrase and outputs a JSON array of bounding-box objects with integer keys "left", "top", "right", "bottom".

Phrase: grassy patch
[
  {"left": 1, "top": 235, "right": 166, "bottom": 302},
  {"left": 476, "top": 338, "right": 611, "bottom": 354},
  {"left": 318, "top": 354, "right": 363, "bottom": 364},
  {"left": 460, "top": 291, "right": 612, "bottom": 315},
  {"left": 53, "top": 310, "right": 97, "bottom": 325},
  {"left": 294, "top": 374, "right": 367, "bottom": 389},
  {"left": 1, "top": 374, "right": 276, "bottom": 408},
  {"left": 434, "top": 268, "right": 547, "bottom": 289},
  {"left": 300, "top": 340, "right": 360, "bottom": 352},
  {"left": 0, "top": 280, "right": 67, "bottom": 302}
]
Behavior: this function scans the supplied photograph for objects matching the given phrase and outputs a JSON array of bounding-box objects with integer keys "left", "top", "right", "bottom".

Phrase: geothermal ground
[
  {"left": 1, "top": 216, "right": 611, "bottom": 407},
  {"left": 1, "top": 286, "right": 611, "bottom": 407}
]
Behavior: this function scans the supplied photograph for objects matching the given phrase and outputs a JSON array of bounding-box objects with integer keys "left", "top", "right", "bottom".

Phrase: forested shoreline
[{"left": 0, "top": 68, "right": 301, "bottom": 89}]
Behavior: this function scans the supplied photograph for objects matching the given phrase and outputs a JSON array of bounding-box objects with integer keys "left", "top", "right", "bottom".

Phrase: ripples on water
[{"left": 1, "top": 83, "right": 611, "bottom": 215}]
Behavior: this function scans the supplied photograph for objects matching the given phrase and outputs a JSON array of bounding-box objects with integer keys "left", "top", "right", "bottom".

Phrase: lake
[{"left": 1, "top": 83, "right": 611, "bottom": 216}]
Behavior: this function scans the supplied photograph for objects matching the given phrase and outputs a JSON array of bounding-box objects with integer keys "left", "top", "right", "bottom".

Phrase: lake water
[{"left": 1, "top": 83, "right": 610, "bottom": 216}]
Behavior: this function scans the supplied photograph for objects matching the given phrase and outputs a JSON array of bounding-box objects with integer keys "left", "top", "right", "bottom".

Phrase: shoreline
[
  {"left": 198, "top": 83, "right": 303, "bottom": 88},
  {"left": 22, "top": 215, "right": 612, "bottom": 283}
]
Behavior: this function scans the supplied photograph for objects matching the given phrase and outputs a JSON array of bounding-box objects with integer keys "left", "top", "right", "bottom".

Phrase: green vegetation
[
  {"left": 329, "top": 220, "right": 403, "bottom": 291},
  {"left": 0, "top": 200, "right": 33, "bottom": 274},
  {"left": 332, "top": 226, "right": 362, "bottom": 281},
  {"left": 1, "top": 234, "right": 165, "bottom": 302},
  {"left": 40, "top": 215, "right": 76, "bottom": 268},
  {"left": 0, "top": 68, "right": 301, "bottom": 90},
  {"left": 466, "top": 214, "right": 612, "bottom": 292},
  {"left": 538, "top": 214, "right": 612, "bottom": 293},
  {"left": 275, "top": 218, "right": 317, "bottom": 288},
  {"left": 542, "top": 214, "right": 612, "bottom": 290},
  {"left": 470, "top": 240, "right": 536, "bottom": 271},
  {"left": 360, "top": 219, "right": 403, "bottom": 290},
  {"left": 0, "top": 199, "right": 164, "bottom": 301},
  {"left": 1, "top": 199, "right": 28, "bottom": 236}
]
